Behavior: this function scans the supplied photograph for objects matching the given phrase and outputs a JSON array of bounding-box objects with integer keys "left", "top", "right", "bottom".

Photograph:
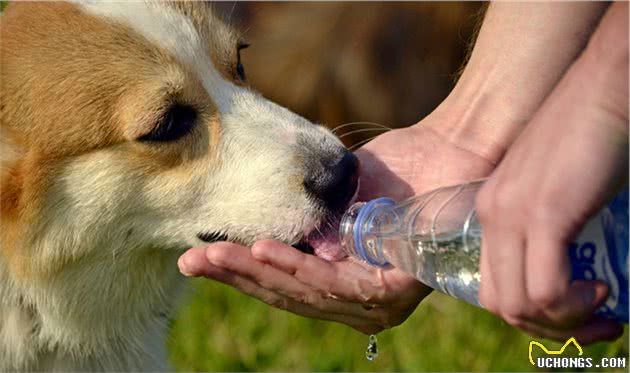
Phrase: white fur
[
  {"left": 73, "top": 0, "right": 344, "bottom": 245},
  {"left": 1, "top": 1, "right": 347, "bottom": 371}
]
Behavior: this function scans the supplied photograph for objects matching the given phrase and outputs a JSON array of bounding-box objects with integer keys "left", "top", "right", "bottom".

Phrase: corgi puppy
[{"left": 0, "top": 1, "right": 357, "bottom": 370}]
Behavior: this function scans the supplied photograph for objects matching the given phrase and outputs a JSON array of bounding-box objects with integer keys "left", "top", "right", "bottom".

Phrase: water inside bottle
[{"left": 378, "top": 232, "right": 482, "bottom": 306}]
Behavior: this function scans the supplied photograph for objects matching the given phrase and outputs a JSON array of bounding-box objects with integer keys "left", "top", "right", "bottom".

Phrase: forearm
[
  {"left": 425, "top": 1, "right": 609, "bottom": 164},
  {"left": 578, "top": 1, "right": 628, "bottom": 135},
  {"left": 542, "top": 0, "right": 629, "bottom": 203}
]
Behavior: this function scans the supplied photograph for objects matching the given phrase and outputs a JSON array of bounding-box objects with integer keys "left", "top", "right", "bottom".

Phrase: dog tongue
[
  {"left": 309, "top": 188, "right": 359, "bottom": 261},
  {"left": 308, "top": 228, "right": 346, "bottom": 261}
]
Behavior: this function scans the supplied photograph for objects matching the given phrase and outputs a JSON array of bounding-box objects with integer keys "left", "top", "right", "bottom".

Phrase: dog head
[{"left": 0, "top": 1, "right": 357, "bottom": 276}]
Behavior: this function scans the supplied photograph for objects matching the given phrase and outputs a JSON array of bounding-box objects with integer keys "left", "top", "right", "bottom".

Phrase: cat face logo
[{"left": 528, "top": 337, "right": 583, "bottom": 366}]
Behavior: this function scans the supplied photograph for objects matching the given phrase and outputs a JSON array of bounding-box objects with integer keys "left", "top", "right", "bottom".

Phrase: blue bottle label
[{"left": 569, "top": 205, "right": 629, "bottom": 323}]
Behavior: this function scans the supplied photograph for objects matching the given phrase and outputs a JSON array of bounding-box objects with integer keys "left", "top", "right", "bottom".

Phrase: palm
[
  {"left": 328, "top": 120, "right": 497, "bottom": 329},
  {"left": 355, "top": 122, "right": 495, "bottom": 201}
]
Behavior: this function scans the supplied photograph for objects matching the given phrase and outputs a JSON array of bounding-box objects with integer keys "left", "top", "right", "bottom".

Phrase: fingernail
[
  {"left": 177, "top": 254, "right": 194, "bottom": 277},
  {"left": 591, "top": 281, "right": 609, "bottom": 307}
]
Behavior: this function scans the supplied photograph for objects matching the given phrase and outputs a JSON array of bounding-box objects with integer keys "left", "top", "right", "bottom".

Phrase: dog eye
[
  {"left": 236, "top": 42, "right": 249, "bottom": 81},
  {"left": 236, "top": 61, "right": 246, "bottom": 81},
  {"left": 139, "top": 104, "right": 197, "bottom": 142}
]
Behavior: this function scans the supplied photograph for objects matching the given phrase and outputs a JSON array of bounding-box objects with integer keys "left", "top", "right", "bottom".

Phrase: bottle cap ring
[{"left": 354, "top": 197, "right": 396, "bottom": 267}]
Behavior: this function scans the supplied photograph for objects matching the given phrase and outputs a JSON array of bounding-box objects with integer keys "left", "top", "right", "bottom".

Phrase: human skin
[
  {"left": 476, "top": 2, "right": 628, "bottom": 344},
  {"left": 177, "top": 2, "right": 617, "bottom": 341}
]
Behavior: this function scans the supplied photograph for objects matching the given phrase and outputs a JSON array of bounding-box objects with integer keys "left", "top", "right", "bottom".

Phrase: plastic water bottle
[{"left": 339, "top": 179, "right": 629, "bottom": 323}]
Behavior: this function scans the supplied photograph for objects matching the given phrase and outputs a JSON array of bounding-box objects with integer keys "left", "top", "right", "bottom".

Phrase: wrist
[
  {"left": 415, "top": 2, "right": 609, "bottom": 165},
  {"left": 418, "top": 74, "right": 531, "bottom": 165}
]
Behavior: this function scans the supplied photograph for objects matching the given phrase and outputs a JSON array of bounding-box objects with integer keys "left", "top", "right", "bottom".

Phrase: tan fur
[
  {"left": 1, "top": 1, "right": 216, "bottom": 278},
  {"left": 1, "top": 1, "right": 346, "bottom": 370}
]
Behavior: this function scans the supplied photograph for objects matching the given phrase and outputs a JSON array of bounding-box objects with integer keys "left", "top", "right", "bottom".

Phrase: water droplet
[{"left": 365, "top": 334, "right": 378, "bottom": 361}]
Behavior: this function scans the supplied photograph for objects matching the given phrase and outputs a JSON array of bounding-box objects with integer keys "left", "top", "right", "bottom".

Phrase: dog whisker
[
  {"left": 338, "top": 127, "right": 391, "bottom": 139},
  {"left": 325, "top": 219, "right": 335, "bottom": 232},
  {"left": 348, "top": 135, "right": 381, "bottom": 151},
  {"left": 331, "top": 121, "right": 392, "bottom": 135},
  {"left": 314, "top": 224, "right": 324, "bottom": 238},
  {"left": 227, "top": 1, "right": 238, "bottom": 23}
]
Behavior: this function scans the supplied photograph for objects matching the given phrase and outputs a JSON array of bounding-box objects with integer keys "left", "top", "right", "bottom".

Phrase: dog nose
[{"left": 304, "top": 150, "right": 359, "bottom": 211}]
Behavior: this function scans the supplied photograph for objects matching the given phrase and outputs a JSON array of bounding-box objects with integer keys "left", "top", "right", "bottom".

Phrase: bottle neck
[{"left": 339, "top": 198, "right": 397, "bottom": 267}]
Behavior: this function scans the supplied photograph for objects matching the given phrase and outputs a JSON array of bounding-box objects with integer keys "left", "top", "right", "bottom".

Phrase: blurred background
[
  {"left": 168, "top": 2, "right": 628, "bottom": 371},
  {"left": 218, "top": 1, "right": 483, "bottom": 146}
]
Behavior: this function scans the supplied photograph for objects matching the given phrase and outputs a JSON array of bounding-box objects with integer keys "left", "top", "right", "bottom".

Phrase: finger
[
  {"left": 482, "top": 220, "right": 536, "bottom": 320},
  {"left": 250, "top": 239, "right": 332, "bottom": 276},
  {"left": 251, "top": 240, "right": 394, "bottom": 303},
  {"left": 203, "top": 242, "right": 315, "bottom": 297},
  {"left": 509, "top": 315, "right": 623, "bottom": 346},
  {"left": 569, "top": 317, "right": 624, "bottom": 345},
  {"left": 478, "top": 238, "right": 497, "bottom": 311},
  {"left": 525, "top": 227, "right": 574, "bottom": 317},
  {"left": 542, "top": 280, "right": 609, "bottom": 327},
  {"left": 178, "top": 246, "right": 218, "bottom": 277},
  {"left": 526, "top": 228, "right": 610, "bottom": 326},
  {"left": 183, "top": 256, "right": 383, "bottom": 333},
  {"left": 476, "top": 178, "right": 540, "bottom": 320},
  {"left": 203, "top": 242, "right": 387, "bottom": 318}
]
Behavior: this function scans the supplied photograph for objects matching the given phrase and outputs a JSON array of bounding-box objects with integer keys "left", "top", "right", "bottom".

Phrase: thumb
[
  {"left": 570, "top": 280, "right": 610, "bottom": 312},
  {"left": 546, "top": 280, "right": 610, "bottom": 327}
]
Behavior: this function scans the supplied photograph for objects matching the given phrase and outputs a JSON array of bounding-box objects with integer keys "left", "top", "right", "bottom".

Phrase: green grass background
[{"left": 168, "top": 278, "right": 628, "bottom": 371}]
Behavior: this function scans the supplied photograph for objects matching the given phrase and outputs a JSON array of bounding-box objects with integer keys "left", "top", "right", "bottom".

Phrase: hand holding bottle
[{"left": 475, "top": 2, "right": 627, "bottom": 344}]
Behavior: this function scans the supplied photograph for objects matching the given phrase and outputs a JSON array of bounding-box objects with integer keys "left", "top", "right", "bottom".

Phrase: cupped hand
[{"left": 177, "top": 114, "right": 496, "bottom": 334}]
